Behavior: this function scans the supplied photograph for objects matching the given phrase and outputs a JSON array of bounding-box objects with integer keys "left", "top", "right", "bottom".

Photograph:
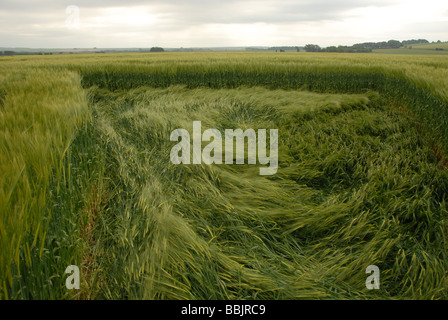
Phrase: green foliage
[
  {"left": 150, "top": 47, "right": 165, "bottom": 53},
  {"left": 77, "top": 54, "right": 448, "bottom": 157},
  {"left": 85, "top": 86, "right": 447, "bottom": 299},
  {"left": 0, "top": 68, "right": 92, "bottom": 299},
  {"left": 304, "top": 44, "right": 322, "bottom": 52},
  {"left": 1, "top": 52, "right": 447, "bottom": 300}
]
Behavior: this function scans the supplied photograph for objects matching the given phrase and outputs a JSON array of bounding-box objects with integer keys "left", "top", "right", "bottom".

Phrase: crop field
[
  {"left": 373, "top": 42, "right": 448, "bottom": 55},
  {"left": 411, "top": 42, "right": 448, "bottom": 50},
  {"left": 1, "top": 52, "right": 448, "bottom": 300},
  {"left": 373, "top": 48, "right": 448, "bottom": 55}
]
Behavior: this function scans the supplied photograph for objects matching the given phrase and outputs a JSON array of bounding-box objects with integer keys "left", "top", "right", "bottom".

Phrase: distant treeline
[
  {"left": 245, "top": 46, "right": 301, "bottom": 52},
  {"left": 0, "top": 51, "right": 56, "bottom": 56},
  {"left": 149, "top": 47, "right": 165, "bottom": 52},
  {"left": 268, "top": 46, "right": 300, "bottom": 52},
  {"left": 305, "top": 39, "right": 430, "bottom": 53},
  {"left": 0, "top": 47, "right": 166, "bottom": 56}
]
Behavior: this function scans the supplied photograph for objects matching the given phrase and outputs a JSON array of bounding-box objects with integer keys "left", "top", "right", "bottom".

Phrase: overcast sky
[{"left": 1, "top": 0, "right": 447, "bottom": 48}]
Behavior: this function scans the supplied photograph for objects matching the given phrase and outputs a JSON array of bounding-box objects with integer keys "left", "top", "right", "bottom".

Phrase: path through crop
[{"left": 81, "top": 85, "right": 448, "bottom": 299}]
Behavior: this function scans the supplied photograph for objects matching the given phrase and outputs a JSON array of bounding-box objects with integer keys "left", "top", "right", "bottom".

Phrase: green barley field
[{"left": 1, "top": 52, "right": 447, "bottom": 300}]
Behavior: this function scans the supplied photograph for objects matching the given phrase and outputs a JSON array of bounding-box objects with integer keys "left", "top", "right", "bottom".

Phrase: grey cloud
[
  {"left": 139, "top": 0, "right": 404, "bottom": 24},
  {"left": 0, "top": 0, "right": 445, "bottom": 48},
  {"left": 0, "top": 0, "right": 406, "bottom": 38},
  {"left": 1, "top": 0, "right": 402, "bottom": 22}
]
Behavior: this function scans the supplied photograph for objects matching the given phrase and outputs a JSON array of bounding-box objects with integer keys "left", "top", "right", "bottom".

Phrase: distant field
[
  {"left": 411, "top": 42, "right": 448, "bottom": 50},
  {"left": 374, "top": 48, "right": 448, "bottom": 55},
  {"left": 373, "top": 42, "right": 448, "bottom": 55},
  {"left": 1, "top": 52, "right": 448, "bottom": 300}
]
